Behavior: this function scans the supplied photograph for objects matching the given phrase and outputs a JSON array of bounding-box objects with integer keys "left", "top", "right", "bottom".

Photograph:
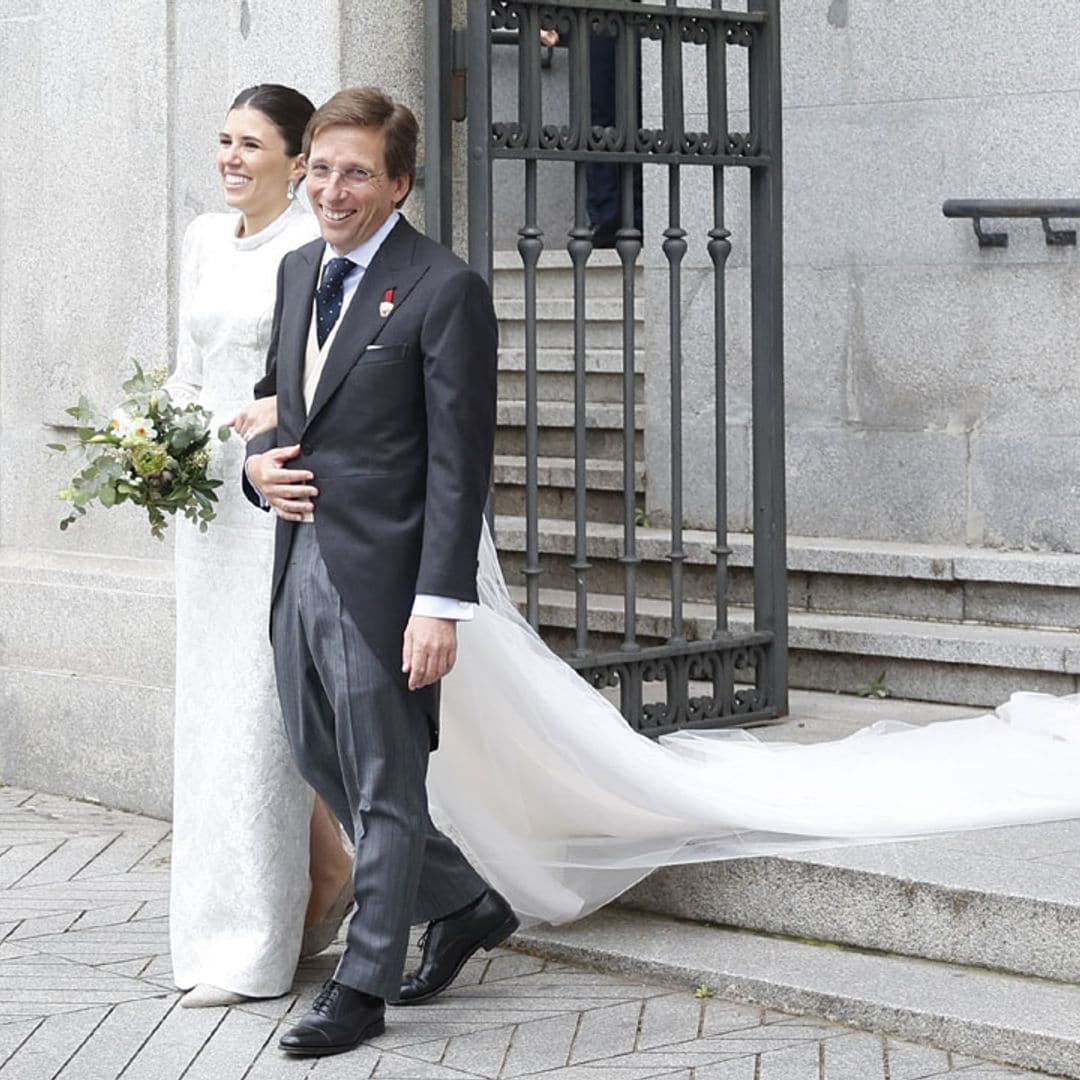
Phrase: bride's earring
[{"left": 287, "top": 179, "right": 297, "bottom": 201}]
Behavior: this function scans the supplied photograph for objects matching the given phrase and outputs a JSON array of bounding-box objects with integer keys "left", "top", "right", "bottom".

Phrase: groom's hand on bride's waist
[
  {"left": 245, "top": 444, "right": 318, "bottom": 522},
  {"left": 402, "top": 616, "right": 458, "bottom": 690}
]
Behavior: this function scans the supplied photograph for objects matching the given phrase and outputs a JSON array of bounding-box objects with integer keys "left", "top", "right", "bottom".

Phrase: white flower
[{"left": 109, "top": 410, "right": 156, "bottom": 441}]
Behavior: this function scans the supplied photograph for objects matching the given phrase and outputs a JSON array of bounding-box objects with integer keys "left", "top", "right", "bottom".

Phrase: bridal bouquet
[{"left": 50, "top": 365, "right": 230, "bottom": 539}]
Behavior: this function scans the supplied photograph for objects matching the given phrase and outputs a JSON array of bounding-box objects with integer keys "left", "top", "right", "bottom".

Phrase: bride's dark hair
[{"left": 229, "top": 84, "right": 315, "bottom": 158}]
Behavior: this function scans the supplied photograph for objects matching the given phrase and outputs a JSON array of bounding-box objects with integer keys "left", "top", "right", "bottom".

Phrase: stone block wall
[
  {"left": 0, "top": 0, "right": 422, "bottom": 815},
  {"left": 643, "top": 1, "right": 1080, "bottom": 551}
]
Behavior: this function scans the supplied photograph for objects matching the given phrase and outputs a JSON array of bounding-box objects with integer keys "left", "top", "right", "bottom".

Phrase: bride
[{"left": 166, "top": 84, "right": 353, "bottom": 1008}]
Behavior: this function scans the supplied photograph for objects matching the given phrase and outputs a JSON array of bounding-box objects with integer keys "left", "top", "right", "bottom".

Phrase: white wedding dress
[
  {"left": 167, "top": 201, "right": 319, "bottom": 997},
  {"left": 430, "top": 524, "right": 1080, "bottom": 927}
]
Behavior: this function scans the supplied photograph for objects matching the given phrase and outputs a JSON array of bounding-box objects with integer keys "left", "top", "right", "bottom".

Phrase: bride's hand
[{"left": 226, "top": 396, "right": 278, "bottom": 441}]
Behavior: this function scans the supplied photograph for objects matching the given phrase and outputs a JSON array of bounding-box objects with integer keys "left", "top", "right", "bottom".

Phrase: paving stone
[
  {"left": 441, "top": 1026, "right": 513, "bottom": 1074},
  {"left": 0, "top": 845, "right": 63, "bottom": 891},
  {"left": 0, "top": 1005, "right": 108, "bottom": 1079},
  {"left": 885, "top": 1036, "right": 954, "bottom": 1078},
  {"left": 370, "top": 1054, "right": 479, "bottom": 1077},
  {"left": 54, "top": 996, "right": 174, "bottom": 1079},
  {"left": 694, "top": 1061, "right": 759, "bottom": 1080},
  {"left": 501, "top": 1012, "right": 579, "bottom": 1076},
  {"left": 568, "top": 999, "right": 642, "bottom": 1062},
  {"left": 820, "top": 1030, "right": 887, "bottom": 1079},
  {"left": 13, "top": 836, "right": 118, "bottom": 889},
  {"left": 116, "top": 999, "right": 222, "bottom": 1080},
  {"left": 757, "top": 1039, "right": 823, "bottom": 1079},
  {"left": 636, "top": 993, "right": 702, "bottom": 1049},
  {"left": 0, "top": 1021, "right": 39, "bottom": 1070},
  {"left": 182, "top": 1007, "right": 279, "bottom": 1080}
]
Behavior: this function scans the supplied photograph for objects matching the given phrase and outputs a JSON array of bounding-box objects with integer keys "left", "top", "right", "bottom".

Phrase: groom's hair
[{"left": 303, "top": 87, "right": 418, "bottom": 207}]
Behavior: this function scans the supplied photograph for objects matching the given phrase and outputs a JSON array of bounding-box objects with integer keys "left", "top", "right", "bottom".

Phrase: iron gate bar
[
  {"left": 708, "top": 0, "right": 732, "bottom": 632},
  {"left": 569, "top": 159, "right": 592, "bottom": 659},
  {"left": 517, "top": 0, "right": 544, "bottom": 628},
  {"left": 466, "top": 0, "right": 494, "bottom": 281},
  {"left": 748, "top": 0, "right": 787, "bottom": 716},
  {"left": 662, "top": 0, "right": 687, "bottom": 647},
  {"left": 450, "top": 0, "right": 786, "bottom": 734},
  {"left": 423, "top": 0, "right": 453, "bottom": 247}
]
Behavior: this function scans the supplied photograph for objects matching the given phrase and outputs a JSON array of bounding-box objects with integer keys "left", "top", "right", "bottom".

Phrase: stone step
[
  {"left": 494, "top": 403, "right": 644, "bottom": 460},
  {"left": 495, "top": 517, "right": 1080, "bottom": 630},
  {"left": 499, "top": 315, "right": 642, "bottom": 351},
  {"left": 502, "top": 582, "right": 1080, "bottom": 706},
  {"left": 494, "top": 297, "right": 645, "bottom": 323},
  {"left": 494, "top": 247, "right": 643, "bottom": 293},
  {"left": 493, "top": 455, "right": 644, "bottom": 522},
  {"left": 497, "top": 368, "right": 642, "bottom": 404},
  {"left": 513, "top": 908, "right": 1080, "bottom": 1078},
  {"left": 496, "top": 401, "right": 644, "bottom": 431},
  {"left": 498, "top": 347, "right": 643, "bottom": 374},
  {"left": 623, "top": 824, "right": 1080, "bottom": 984}
]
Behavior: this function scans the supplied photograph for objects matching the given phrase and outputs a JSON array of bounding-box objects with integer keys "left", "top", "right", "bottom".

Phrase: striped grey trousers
[{"left": 271, "top": 524, "right": 487, "bottom": 1000}]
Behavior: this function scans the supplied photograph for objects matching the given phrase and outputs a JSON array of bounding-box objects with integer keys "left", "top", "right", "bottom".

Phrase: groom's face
[{"left": 306, "top": 124, "right": 411, "bottom": 255}]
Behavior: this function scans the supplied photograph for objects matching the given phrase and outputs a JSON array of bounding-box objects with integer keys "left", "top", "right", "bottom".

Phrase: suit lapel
[
  {"left": 279, "top": 240, "right": 322, "bottom": 432},
  {"left": 303, "top": 218, "right": 429, "bottom": 431}
]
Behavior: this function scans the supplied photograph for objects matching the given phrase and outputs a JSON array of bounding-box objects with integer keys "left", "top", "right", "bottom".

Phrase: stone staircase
[{"left": 492, "top": 251, "right": 1080, "bottom": 708}]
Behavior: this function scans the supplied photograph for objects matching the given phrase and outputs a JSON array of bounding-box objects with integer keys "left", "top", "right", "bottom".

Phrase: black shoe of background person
[
  {"left": 395, "top": 889, "right": 519, "bottom": 1005},
  {"left": 278, "top": 979, "right": 385, "bottom": 1057},
  {"left": 590, "top": 223, "right": 618, "bottom": 249}
]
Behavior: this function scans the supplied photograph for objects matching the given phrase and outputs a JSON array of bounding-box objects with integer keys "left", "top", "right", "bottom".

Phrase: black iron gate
[{"left": 426, "top": 0, "right": 787, "bottom": 735}]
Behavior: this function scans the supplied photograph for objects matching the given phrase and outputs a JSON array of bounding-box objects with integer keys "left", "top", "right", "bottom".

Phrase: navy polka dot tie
[{"left": 315, "top": 257, "right": 356, "bottom": 348}]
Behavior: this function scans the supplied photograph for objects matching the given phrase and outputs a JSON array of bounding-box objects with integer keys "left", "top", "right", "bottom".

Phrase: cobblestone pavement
[{"left": 0, "top": 787, "right": 1057, "bottom": 1080}]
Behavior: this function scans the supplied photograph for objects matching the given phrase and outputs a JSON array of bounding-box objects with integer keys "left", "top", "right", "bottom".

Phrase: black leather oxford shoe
[
  {"left": 279, "top": 979, "right": 385, "bottom": 1057},
  {"left": 396, "top": 888, "right": 519, "bottom": 1006}
]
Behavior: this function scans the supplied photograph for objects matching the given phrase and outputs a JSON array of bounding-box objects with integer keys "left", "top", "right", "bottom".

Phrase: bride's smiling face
[{"left": 217, "top": 106, "right": 303, "bottom": 222}]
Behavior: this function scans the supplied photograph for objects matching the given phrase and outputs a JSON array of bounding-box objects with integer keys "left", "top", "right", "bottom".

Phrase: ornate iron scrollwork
[{"left": 487, "top": 0, "right": 768, "bottom": 167}]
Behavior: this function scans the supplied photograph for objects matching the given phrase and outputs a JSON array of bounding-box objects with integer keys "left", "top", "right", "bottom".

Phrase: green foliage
[
  {"left": 50, "top": 364, "right": 227, "bottom": 540},
  {"left": 693, "top": 984, "right": 715, "bottom": 999},
  {"left": 856, "top": 671, "right": 891, "bottom": 699}
]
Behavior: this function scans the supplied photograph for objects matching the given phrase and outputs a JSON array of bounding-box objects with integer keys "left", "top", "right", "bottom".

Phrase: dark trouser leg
[
  {"left": 587, "top": 31, "right": 619, "bottom": 232},
  {"left": 272, "top": 526, "right": 484, "bottom": 999}
]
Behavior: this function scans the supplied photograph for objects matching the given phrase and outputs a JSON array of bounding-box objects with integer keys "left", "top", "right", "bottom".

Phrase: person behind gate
[{"left": 243, "top": 85, "right": 516, "bottom": 1059}]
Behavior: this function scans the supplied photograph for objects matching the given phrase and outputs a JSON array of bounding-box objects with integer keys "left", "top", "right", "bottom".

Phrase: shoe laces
[
  {"left": 416, "top": 927, "right": 431, "bottom": 952},
  {"left": 311, "top": 981, "right": 341, "bottom": 1017}
]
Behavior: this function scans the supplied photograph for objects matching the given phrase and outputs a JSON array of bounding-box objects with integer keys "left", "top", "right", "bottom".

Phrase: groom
[{"left": 244, "top": 87, "right": 515, "bottom": 1057}]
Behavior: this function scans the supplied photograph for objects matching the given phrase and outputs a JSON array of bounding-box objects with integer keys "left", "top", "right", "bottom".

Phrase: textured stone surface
[
  {"left": 623, "top": 822, "right": 1080, "bottom": 981},
  {"left": 517, "top": 908, "right": 1080, "bottom": 1078},
  {"left": 786, "top": 427, "right": 969, "bottom": 545},
  {"left": 0, "top": 787, "right": 1056, "bottom": 1079}
]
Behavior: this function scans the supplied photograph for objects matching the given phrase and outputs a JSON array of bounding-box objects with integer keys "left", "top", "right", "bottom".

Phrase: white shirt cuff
[
  {"left": 412, "top": 594, "right": 476, "bottom": 621},
  {"left": 244, "top": 459, "right": 270, "bottom": 509}
]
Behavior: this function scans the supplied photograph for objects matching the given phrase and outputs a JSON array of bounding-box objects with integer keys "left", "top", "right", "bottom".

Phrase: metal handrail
[{"left": 942, "top": 198, "right": 1080, "bottom": 248}]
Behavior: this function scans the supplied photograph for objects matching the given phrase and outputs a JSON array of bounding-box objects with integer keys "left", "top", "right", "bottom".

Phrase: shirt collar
[{"left": 321, "top": 210, "right": 401, "bottom": 273}]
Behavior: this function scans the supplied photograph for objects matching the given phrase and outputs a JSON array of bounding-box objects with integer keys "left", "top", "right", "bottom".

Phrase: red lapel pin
[{"left": 379, "top": 287, "right": 395, "bottom": 318}]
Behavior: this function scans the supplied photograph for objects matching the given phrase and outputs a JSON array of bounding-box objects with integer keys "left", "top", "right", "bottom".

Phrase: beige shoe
[
  {"left": 300, "top": 882, "right": 354, "bottom": 959},
  {"left": 180, "top": 984, "right": 251, "bottom": 1008}
]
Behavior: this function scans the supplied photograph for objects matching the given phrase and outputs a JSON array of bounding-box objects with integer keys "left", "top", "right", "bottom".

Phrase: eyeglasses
[{"left": 308, "top": 162, "right": 384, "bottom": 189}]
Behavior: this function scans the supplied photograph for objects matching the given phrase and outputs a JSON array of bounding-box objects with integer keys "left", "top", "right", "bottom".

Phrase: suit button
[{"left": 301, "top": 443, "right": 313, "bottom": 456}]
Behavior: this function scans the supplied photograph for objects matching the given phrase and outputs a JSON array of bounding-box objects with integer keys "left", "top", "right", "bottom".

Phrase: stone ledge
[
  {"left": 494, "top": 455, "right": 645, "bottom": 492},
  {"left": 496, "top": 401, "right": 645, "bottom": 430},
  {"left": 493, "top": 249, "right": 629, "bottom": 270},
  {"left": 623, "top": 824, "right": 1080, "bottom": 982},
  {"left": 513, "top": 909, "right": 1080, "bottom": 1078},
  {"left": 508, "top": 583, "right": 1080, "bottom": 673},
  {"left": 0, "top": 547, "right": 172, "bottom": 594},
  {"left": 498, "top": 518, "right": 1080, "bottom": 586}
]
